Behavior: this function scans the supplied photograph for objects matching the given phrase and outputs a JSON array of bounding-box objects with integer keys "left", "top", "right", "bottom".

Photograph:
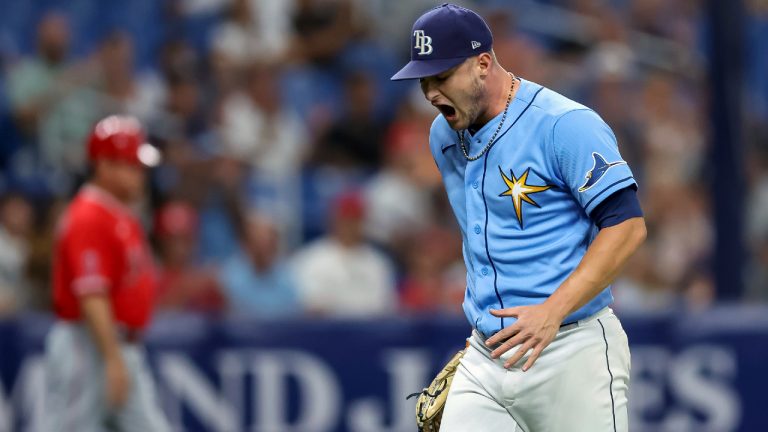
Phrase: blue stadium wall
[{"left": 1, "top": 308, "right": 767, "bottom": 431}]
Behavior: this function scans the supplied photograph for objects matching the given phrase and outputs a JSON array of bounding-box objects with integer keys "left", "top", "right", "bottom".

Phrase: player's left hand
[{"left": 485, "top": 303, "right": 566, "bottom": 371}]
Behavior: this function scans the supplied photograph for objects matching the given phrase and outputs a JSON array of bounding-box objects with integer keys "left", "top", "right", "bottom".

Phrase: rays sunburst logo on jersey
[{"left": 498, "top": 166, "right": 552, "bottom": 228}]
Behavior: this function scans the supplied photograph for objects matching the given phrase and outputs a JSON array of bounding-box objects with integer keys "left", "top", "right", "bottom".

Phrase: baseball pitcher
[{"left": 393, "top": 4, "right": 646, "bottom": 431}]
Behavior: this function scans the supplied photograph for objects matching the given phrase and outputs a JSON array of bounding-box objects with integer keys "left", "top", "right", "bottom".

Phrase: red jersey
[{"left": 53, "top": 185, "right": 156, "bottom": 329}]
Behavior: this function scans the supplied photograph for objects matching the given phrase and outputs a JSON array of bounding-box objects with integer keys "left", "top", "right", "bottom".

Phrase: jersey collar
[
  {"left": 441, "top": 78, "right": 541, "bottom": 153},
  {"left": 80, "top": 183, "right": 136, "bottom": 217}
]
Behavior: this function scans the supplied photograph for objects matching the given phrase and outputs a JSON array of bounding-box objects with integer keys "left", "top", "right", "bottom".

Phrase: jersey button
[
  {"left": 472, "top": 181, "right": 479, "bottom": 189},
  {"left": 481, "top": 267, "right": 489, "bottom": 276},
  {"left": 473, "top": 224, "right": 481, "bottom": 234}
]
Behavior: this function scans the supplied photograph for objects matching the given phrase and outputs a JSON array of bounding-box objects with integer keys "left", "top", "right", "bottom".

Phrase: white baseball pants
[
  {"left": 43, "top": 322, "right": 171, "bottom": 432},
  {"left": 440, "top": 307, "right": 631, "bottom": 432}
]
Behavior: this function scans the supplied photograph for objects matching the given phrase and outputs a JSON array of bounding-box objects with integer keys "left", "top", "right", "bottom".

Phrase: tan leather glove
[{"left": 408, "top": 349, "right": 466, "bottom": 432}]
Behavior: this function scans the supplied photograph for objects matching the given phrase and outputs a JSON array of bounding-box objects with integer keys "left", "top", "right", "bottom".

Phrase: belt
[
  {"left": 476, "top": 307, "right": 612, "bottom": 343},
  {"left": 477, "top": 319, "right": 580, "bottom": 345}
]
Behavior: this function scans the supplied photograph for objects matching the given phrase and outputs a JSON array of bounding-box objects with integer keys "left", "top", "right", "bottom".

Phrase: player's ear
[{"left": 476, "top": 52, "right": 493, "bottom": 77}]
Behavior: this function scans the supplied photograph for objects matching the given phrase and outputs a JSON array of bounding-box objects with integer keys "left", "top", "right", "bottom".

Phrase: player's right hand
[{"left": 105, "top": 356, "right": 131, "bottom": 408}]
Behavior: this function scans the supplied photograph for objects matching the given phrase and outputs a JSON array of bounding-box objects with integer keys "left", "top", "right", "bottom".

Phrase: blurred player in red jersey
[{"left": 44, "top": 115, "right": 171, "bottom": 431}]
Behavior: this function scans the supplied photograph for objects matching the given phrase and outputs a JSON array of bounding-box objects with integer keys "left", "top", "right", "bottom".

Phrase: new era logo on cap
[{"left": 391, "top": 3, "right": 493, "bottom": 80}]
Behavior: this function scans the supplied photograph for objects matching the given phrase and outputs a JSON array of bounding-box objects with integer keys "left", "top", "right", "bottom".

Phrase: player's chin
[{"left": 444, "top": 113, "right": 469, "bottom": 130}]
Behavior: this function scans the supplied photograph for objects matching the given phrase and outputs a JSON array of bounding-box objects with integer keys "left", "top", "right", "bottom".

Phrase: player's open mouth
[{"left": 436, "top": 104, "right": 457, "bottom": 121}]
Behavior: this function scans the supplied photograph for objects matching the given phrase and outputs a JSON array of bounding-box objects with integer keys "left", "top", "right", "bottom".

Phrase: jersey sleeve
[
  {"left": 551, "top": 109, "right": 637, "bottom": 215},
  {"left": 62, "top": 215, "right": 118, "bottom": 297}
]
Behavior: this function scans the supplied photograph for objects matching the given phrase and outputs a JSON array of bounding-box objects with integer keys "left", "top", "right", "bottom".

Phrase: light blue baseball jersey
[{"left": 429, "top": 78, "right": 637, "bottom": 337}]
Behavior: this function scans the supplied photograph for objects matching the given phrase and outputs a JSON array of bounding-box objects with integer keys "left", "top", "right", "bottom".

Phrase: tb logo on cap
[{"left": 413, "top": 30, "right": 433, "bottom": 55}]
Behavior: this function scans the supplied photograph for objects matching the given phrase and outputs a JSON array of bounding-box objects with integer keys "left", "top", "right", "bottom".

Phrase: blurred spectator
[
  {"left": 95, "top": 31, "right": 162, "bottom": 124},
  {"left": 364, "top": 97, "right": 438, "bottom": 248},
  {"left": 312, "top": 70, "right": 385, "bottom": 169},
  {"left": 399, "top": 226, "right": 464, "bottom": 316},
  {"left": 6, "top": 12, "right": 74, "bottom": 135},
  {"left": 210, "top": 0, "right": 294, "bottom": 69},
  {"left": 219, "top": 213, "right": 299, "bottom": 318},
  {"left": 291, "top": 0, "right": 355, "bottom": 65},
  {"left": 194, "top": 153, "right": 249, "bottom": 263},
  {"left": 210, "top": 0, "right": 267, "bottom": 71},
  {"left": 613, "top": 243, "right": 676, "bottom": 313},
  {"left": 6, "top": 12, "right": 100, "bottom": 190},
  {"left": 147, "top": 40, "right": 206, "bottom": 198},
  {"left": 644, "top": 183, "right": 712, "bottom": 288},
  {"left": 628, "top": 0, "right": 675, "bottom": 38},
  {"left": 148, "top": 40, "right": 207, "bottom": 152},
  {"left": 165, "top": 74, "right": 208, "bottom": 146},
  {"left": 219, "top": 61, "right": 308, "bottom": 245},
  {"left": 154, "top": 201, "right": 225, "bottom": 314},
  {"left": 293, "top": 191, "right": 396, "bottom": 317},
  {"left": 0, "top": 192, "right": 34, "bottom": 316},
  {"left": 587, "top": 70, "right": 644, "bottom": 179},
  {"left": 680, "top": 265, "right": 716, "bottom": 311},
  {"left": 219, "top": 62, "right": 308, "bottom": 175},
  {"left": 158, "top": 39, "right": 200, "bottom": 85},
  {"left": 638, "top": 72, "right": 706, "bottom": 186}
]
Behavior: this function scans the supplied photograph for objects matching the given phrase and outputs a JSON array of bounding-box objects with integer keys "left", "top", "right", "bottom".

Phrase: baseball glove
[{"left": 407, "top": 349, "right": 466, "bottom": 432}]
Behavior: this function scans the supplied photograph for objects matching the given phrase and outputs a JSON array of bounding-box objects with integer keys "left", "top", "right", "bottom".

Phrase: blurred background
[{"left": 0, "top": 0, "right": 766, "bottom": 431}]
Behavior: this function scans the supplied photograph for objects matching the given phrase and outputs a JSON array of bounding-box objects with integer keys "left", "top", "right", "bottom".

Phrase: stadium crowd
[{"left": 0, "top": 0, "right": 766, "bottom": 320}]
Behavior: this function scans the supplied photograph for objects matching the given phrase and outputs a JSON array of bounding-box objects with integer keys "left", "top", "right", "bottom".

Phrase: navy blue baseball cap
[{"left": 391, "top": 3, "right": 493, "bottom": 81}]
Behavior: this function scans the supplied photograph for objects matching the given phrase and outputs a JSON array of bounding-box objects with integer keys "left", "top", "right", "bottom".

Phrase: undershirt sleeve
[{"left": 589, "top": 186, "right": 643, "bottom": 229}]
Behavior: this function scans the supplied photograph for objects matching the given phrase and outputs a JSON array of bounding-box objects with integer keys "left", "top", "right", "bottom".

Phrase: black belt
[{"left": 478, "top": 320, "right": 580, "bottom": 344}]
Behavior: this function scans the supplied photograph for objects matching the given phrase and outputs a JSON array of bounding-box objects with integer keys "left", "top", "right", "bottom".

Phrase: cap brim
[{"left": 390, "top": 57, "right": 467, "bottom": 81}]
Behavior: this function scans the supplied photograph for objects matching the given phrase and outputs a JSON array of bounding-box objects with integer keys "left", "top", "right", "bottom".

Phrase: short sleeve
[
  {"left": 552, "top": 109, "right": 637, "bottom": 215},
  {"left": 63, "top": 216, "right": 118, "bottom": 296}
]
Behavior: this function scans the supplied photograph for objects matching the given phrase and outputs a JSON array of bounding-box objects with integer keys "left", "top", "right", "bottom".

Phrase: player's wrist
[{"left": 543, "top": 295, "right": 572, "bottom": 323}]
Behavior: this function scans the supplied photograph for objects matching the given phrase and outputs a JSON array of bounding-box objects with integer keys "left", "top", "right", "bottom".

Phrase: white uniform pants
[
  {"left": 441, "top": 307, "right": 631, "bottom": 432},
  {"left": 43, "top": 322, "right": 171, "bottom": 432}
]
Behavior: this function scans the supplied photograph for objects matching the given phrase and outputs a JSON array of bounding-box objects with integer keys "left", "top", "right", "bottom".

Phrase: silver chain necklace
[{"left": 457, "top": 73, "right": 517, "bottom": 161}]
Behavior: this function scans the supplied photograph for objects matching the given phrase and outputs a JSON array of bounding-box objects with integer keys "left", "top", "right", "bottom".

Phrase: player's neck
[
  {"left": 471, "top": 69, "right": 516, "bottom": 131},
  {"left": 90, "top": 178, "right": 132, "bottom": 206}
]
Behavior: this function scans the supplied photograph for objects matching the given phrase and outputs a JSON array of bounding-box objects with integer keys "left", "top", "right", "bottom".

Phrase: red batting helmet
[{"left": 87, "top": 115, "right": 161, "bottom": 167}]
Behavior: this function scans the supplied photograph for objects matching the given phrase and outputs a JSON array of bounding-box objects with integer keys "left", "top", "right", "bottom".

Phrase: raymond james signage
[{"left": 1, "top": 308, "right": 766, "bottom": 432}]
